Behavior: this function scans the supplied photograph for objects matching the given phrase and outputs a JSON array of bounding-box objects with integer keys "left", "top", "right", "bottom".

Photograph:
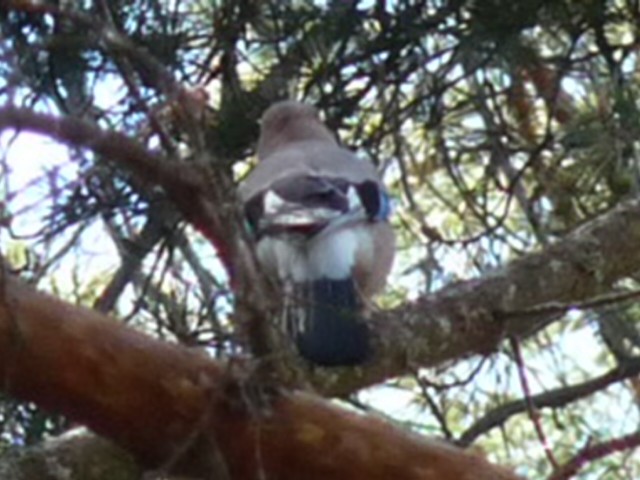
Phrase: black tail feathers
[{"left": 286, "top": 278, "right": 370, "bottom": 366}]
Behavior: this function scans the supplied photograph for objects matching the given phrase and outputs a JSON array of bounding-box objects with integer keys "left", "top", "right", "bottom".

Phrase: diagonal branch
[
  {"left": 457, "top": 356, "right": 640, "bottom": 446},
  {"left": 0, "top": 270, "right": 523, "bottom": 480},
  {"left": 318, "top": 196, "right": 640, "bottom": 394},
  {"left": 548, "top": 431, "right": 640, "bottom": 480},
  {"left": 0, "top": 106, "right": 234, "bottom": 271}
]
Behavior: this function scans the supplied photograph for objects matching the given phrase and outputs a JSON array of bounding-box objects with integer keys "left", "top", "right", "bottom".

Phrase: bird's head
[{"left": 257, "top": 101, "right": 337, "bottom": 159}]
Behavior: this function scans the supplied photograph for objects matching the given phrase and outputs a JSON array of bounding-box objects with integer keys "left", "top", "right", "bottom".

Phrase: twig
[
  {"left": 504, "top": 288, "right": 640, "bottom": 320},
  {"left": 458, "top": 356, "right": 640, "bottom": 446},
  {"left": 548, "top": 431, "right": 640, "bottom": 480},
  {"left": 510, "top": 336, "right": 560, "bottom": 470}
]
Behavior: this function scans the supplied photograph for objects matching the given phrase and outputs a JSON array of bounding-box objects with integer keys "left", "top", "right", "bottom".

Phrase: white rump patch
[{"left": 257, "top": 225, "right": 373, "bottom": 282}]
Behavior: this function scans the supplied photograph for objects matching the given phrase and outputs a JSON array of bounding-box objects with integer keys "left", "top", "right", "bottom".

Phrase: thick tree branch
[
  {"left": 0, "top": 271, "right": 522, "bottom": 480},
  {"left": 321, "top": 197, "right": 640, "bottom": 394}
]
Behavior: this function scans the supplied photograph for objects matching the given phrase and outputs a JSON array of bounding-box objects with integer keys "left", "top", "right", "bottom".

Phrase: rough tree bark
[{"left": 0, "top": 271, "right": 521, "bottom": 479}]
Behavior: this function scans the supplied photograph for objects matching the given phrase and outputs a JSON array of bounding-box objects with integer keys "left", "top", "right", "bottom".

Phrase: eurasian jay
[{"left": 239, "top": 101, "right": 395, "bottom": 366}]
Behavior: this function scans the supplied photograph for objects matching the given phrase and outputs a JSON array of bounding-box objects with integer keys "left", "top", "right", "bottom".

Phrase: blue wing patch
[{"left": 356, "top": 180, "right": 391, "bottom": 221}]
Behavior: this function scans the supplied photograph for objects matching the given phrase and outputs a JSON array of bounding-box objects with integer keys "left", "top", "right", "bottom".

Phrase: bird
[{"left": 239, "top": 101, "right": 395, "bottom": 366}]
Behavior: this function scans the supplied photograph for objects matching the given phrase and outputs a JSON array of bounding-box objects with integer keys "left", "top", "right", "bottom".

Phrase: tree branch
[
  {"left": 0, "top": 270, "right": 522, "bottom": 480},
  {"left": 0, "top": 106, "right": 231, "bottom": 265},
  {"left": 317, "top": 197, "right": 640, "bottom": 394},
  {"left": 548, "top": 431, "right": 640, "bottom": 480},
  {"left": 458, "top": 356, "right": 640, "bottom": 446}
]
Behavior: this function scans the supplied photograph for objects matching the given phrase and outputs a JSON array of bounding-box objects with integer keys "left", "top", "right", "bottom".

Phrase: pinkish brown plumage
[{"left": 240, "top": 100, "right": 395, "bottom": 366}]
